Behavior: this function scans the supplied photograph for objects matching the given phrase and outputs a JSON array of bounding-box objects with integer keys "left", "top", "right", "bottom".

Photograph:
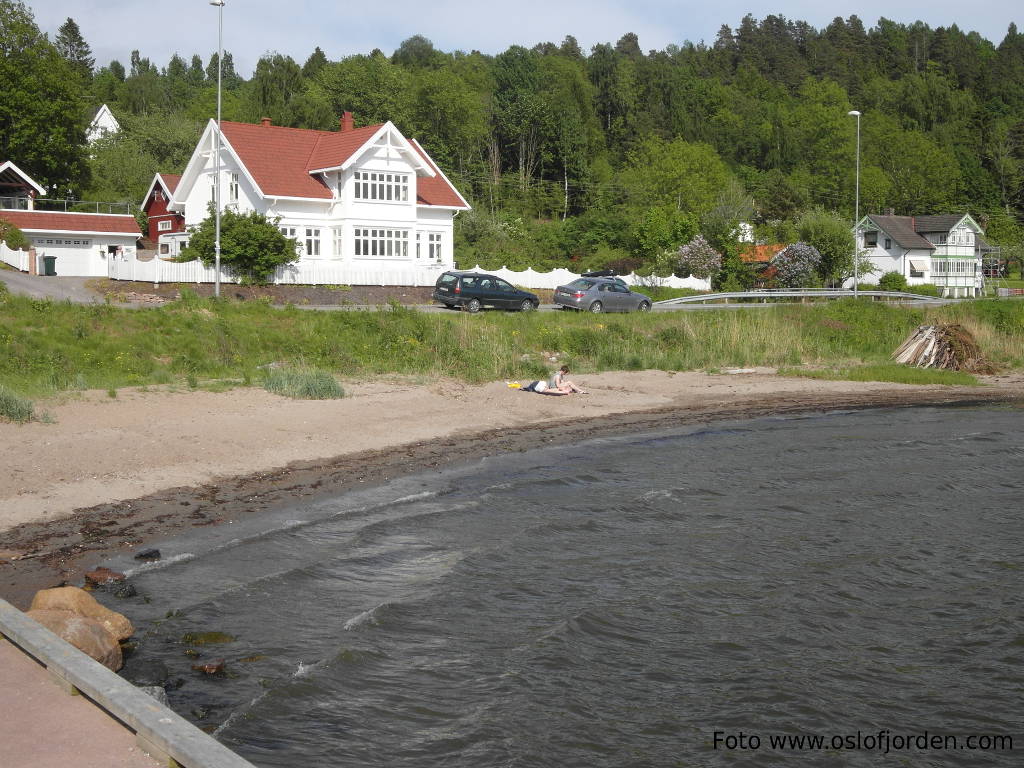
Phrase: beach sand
[{"left": 3, "top": 369, "right": 1023, "bottom": 608}]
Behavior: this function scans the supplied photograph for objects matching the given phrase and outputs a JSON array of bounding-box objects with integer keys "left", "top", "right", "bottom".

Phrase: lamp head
[
  {"left": 847, "top": 110, "right": 861, "bottom": 117},
  {"left": 210, "top": 0, "right": 225, "bottom": 5}
]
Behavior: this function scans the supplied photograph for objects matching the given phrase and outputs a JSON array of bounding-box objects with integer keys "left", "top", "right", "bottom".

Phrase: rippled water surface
[{"left": 113, "top": 405, "right": 1024, "bottom": 766}]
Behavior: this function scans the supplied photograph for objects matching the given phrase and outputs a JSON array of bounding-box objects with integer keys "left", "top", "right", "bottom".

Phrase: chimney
[
  {"left": 340, "top": 112, "right": 354, "bottom": 132},
  {"left": 883, "top": 207, "right": 894, "bottom": 216},
  {"left": 260, "top": 117, "right": 272, "bottom": 127}
]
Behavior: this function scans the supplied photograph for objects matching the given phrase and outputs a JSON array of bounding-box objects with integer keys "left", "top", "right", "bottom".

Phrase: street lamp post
[
  {"left": 847, "top": 109, "right": 861, "bottom": 297},
  {"left": 210, "top": 0, "right": 225, "bottom": 298}
]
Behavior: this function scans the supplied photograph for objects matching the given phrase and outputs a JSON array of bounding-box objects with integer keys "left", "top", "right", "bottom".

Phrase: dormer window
[
  {"left": 939, "top": 234, "right": 948, "bottom": 245},
  {"left": 354, "top": 171, "right": 409, "bottom": 202},
  {"left": 154, "top": 190, "right": 163, "bottom": 202}
]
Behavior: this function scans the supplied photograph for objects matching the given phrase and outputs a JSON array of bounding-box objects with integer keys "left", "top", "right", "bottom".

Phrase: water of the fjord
[{"left": 111, "top": 405, "right": 1024, "bottom": 767}]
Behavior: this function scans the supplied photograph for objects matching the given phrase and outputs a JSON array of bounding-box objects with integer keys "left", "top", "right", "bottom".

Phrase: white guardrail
[
  {"left": 0, "top": 598, "right": 257, "bottom": 768},
  {"left": 655, "top": 289, "right": 949, "bottom": 304}
]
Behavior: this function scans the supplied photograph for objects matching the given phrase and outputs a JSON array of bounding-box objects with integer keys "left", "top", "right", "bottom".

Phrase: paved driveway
[{"left": 0, "top": 270, "right": 103, "bottom": 303}]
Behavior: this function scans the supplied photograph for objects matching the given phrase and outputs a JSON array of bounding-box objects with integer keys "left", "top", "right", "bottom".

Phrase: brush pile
[{"left": 892, "top": 324, "right": 994, "bottom": 373}]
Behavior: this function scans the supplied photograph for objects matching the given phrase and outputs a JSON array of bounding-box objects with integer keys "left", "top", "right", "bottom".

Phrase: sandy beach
[{"left": 2, "top": 368, "right": 1023, "bottom": 608}]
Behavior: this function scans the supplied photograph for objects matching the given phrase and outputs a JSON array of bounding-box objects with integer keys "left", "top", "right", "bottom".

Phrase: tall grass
[
  {"left": 0, "top": 294, "right": 1020, "bottom": 398},
  {"left": 264, "top": 367, "right": 345, "bottom": 399},
  {"left": 0, "top": 383, "right": 35, "bottom": 423}
]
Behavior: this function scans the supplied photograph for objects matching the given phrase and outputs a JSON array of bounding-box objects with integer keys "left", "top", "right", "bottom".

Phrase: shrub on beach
[
  {"left": 263, "top": 367, "right": 345, "bottom": 400},
  {"left": 0, "top": 384, "right": 35, "bottom": 423}
]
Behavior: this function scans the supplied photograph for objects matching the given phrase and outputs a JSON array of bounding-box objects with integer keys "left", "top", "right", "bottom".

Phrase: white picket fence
[
  {"left": 107, "top": 256, "right": 448, "bottom": 287},
  {"left": 461, "top": 265, "right": 711, "bottom": 291},
  {"left": 0, "top": 242, "right": 30, "bottom": 272},
  {"left": 106, "top": 254, "right": 712, "bottom": 291}
]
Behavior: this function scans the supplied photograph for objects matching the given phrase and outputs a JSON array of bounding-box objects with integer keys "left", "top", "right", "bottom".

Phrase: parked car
[
  {"left": 553, "top": 276, "right": 652, "bottom": 313},
  {"left": 433, "top": 271, "right": 539, "bottom": 313}
]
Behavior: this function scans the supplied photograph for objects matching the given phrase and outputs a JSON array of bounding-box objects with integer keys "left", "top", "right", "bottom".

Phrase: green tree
[
  {"left": 619, "top": 136, "right": 733, "bottom": 218},
  {"left": 0, "top": 216, "right": 29, "bottom": 249},
  {"left": 181, "top": 207, "right": 298, "bottom": 283},
  {"left": 796, "top": 208, "right": 855, "bottom": 284},
  {"left": 312, "top": 52, "right": 413, "bottom": 129},
  {"left": 54, "top": 17, "right": 93, "bottom": 82},
  {"left": 0, "top": 0, "right": 89, "bottom": 194},
  {"left": 244, "top": 53, "right": 305, "bottom": 125}
]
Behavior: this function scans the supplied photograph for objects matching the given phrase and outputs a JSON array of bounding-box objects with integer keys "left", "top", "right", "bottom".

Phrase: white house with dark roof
[
  {"left": 0, "top": 160, "right": 140, "bottom": 276},
  {"left": 855, "top": 213, "right": 990, "bottom": 297},
  {"left": 156, "top": 112, "right": 470, "bottom": 283}
]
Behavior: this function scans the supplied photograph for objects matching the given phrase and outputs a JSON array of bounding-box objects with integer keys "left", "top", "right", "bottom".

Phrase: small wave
[
  {"left": 294, "top": 659, "right": 328, "bottom": 678},
  {"left": 122, "top": 552, "right": 195, "bottom": 577},
  {"left": 344, "top": 602, "right": 390, "bottom": 631},
  {"left": 390, "top": 490, "right": 440, "bottom": 505}
]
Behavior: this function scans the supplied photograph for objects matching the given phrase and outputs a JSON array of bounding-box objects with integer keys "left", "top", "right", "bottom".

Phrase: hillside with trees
[{"left": 3, "top": 0, "right": 1023, "bottom": 285}]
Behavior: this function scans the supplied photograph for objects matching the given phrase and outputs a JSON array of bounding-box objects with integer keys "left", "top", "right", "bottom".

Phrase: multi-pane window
[
  {"left": 354, "top": 228, "right": 409, "bottom": 258},
  {"left": 305, "top": 228, "right": 321, "bottom": 257},
  {"left": 333, "top": 228, "right": 344, "bottom": 257},
  {"left": 229, "top": 172, "right": 239, "bottom": 203},
  {"left": 158, "top": 220, "right": 172, "bottom": 231},
  {"left": 863, "top": 231, "right": 878, "bottom": 247},
  {"left": 353, "top": 171, "right": 409, "bottom": 202},
  {"left": 415, "top": 232, "right": 442, "bottom": 260}
]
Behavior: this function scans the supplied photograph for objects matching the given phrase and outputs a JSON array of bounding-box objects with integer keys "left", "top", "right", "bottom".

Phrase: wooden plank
[{"left": 0, "top": 598, "right": 256, "bottom": 768}]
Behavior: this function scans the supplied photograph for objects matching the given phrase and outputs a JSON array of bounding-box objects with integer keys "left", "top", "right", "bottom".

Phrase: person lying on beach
[{"left": 522, "top": 366, "right": 588, "bottom": 395}]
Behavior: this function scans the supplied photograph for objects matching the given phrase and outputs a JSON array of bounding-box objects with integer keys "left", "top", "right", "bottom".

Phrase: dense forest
[{"left": 2, "top": 0, "right": 1023, "bottom": 282}]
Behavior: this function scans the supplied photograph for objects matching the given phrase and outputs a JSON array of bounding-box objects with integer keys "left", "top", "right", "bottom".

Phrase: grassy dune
[{"left": 1, "top": 288, "right": 1022, "bottom": 408}]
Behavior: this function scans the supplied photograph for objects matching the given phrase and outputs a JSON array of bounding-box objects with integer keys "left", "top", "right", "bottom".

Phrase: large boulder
[
  {"left": 29, "top": 586, "right": 134, "bottom": 641},
  {"left": 26, "top": 609, "right": 123, "bottom": 671}
]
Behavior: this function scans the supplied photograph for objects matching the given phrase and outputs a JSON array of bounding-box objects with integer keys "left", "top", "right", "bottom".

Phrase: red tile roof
[
  {"left": 739, "top": 244, "right": 785, "bottom": 263},
  {"left": 220, "top": 121, "right": 380, "bottom": 200},
  {"left": 410, "top": 139, "right": 470, "bottom": 209},
  {"left": 218, "top": 120, "right": 468, "bottom": 208},
  {"left": 0, "top": 210, "right": 140, "bottom": 235},
  {"left": 158, "top": 173, "right": 182, "bottom": 194}
]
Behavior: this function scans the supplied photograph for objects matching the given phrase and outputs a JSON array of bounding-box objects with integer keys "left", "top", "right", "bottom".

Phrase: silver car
[{"left": 553, "top": 277, "right": 652, "bottom": 313}]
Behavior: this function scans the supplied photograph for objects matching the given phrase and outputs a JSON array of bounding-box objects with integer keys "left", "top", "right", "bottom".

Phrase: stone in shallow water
[
  {"left": 181, "top": 631, "right": 235, "bottom": 645},
  {"left": 30, "top": 586, "right": 134, "bottom": 641},
  {"left": 26, "top": 609, "right": 123, "bottom": 671},
  {"left": 134, "top": 548, "right": 161, "bottom": 561}
]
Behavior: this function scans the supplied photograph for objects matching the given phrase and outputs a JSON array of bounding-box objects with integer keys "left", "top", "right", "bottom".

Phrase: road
[{"left": 0, "top": 271, "right": 960, "bottom": 312}]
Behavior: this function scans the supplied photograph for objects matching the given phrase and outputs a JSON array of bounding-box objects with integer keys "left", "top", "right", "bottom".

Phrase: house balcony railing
[
  {"left": 0, "top": 195, "right": 31, "bottom": 210},
  {"left": 0, "top": 196, "right": 132, "bottom": 215}
]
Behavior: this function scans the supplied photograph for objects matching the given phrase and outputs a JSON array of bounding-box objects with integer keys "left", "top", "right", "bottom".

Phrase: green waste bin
[{"left": 42, "top": 255, "right": 56, "bottom": 276}]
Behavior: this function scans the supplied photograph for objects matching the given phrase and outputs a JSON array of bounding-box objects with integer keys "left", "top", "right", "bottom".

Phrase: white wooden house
[
  {"left": 160, "top": 113, "right": 470, "bottom": 284},
  {"left": 855, "top": 213, "right": 992, "bottom": 297},
  {"left": 0, "top": 160, "right": 140, "bottom": 276},
  {"left": 86, "top": 104, "right": 121, "bottom": 144}
]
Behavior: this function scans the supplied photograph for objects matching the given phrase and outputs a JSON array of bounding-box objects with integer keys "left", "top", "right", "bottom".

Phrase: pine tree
[{"left": 54, "top": 17, "right": 94, "bottom": 80}]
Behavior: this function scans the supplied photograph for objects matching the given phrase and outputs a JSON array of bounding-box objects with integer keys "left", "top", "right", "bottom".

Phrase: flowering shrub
[
  {"left": 675, "top": 235, "right": 722, "bottom": 279},
  {"left": 772, "top": 242, "right": 822, "bottom": 287}
]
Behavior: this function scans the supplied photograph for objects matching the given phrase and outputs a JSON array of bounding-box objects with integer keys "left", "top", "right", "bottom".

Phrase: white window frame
[
  {"left": 157, "top": 220, "right": 172, "bottom": 232},
  {"left": 305, "top": 228, "right": 321, "bottom": 257},
  {"left": 228, "top": 172, "right": 239, "bottom": 204},
  {"left": 353, "top": 228, "right": 409, "bottom": 259},
  {"left": 353, "top": 171, "right": 409, "bottom": 203},
  {"left": 332, "top": 227, "right": 343, "bottom": 257},
  {"left": 427, "top": 232, "right": 441, "bottom": 261}
]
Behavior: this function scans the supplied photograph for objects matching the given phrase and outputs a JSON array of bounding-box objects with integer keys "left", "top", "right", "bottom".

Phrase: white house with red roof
[
  {"left": 163, "top": 112, "right": 470, "bottom": 282},
  {"left": 0, "top": 160, "right": 140, "bottom": 276}
]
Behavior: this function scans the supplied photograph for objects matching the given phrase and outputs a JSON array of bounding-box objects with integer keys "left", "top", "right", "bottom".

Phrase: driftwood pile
[{"left": 892, "top": 324, "right": 994, "bottom": 373}]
